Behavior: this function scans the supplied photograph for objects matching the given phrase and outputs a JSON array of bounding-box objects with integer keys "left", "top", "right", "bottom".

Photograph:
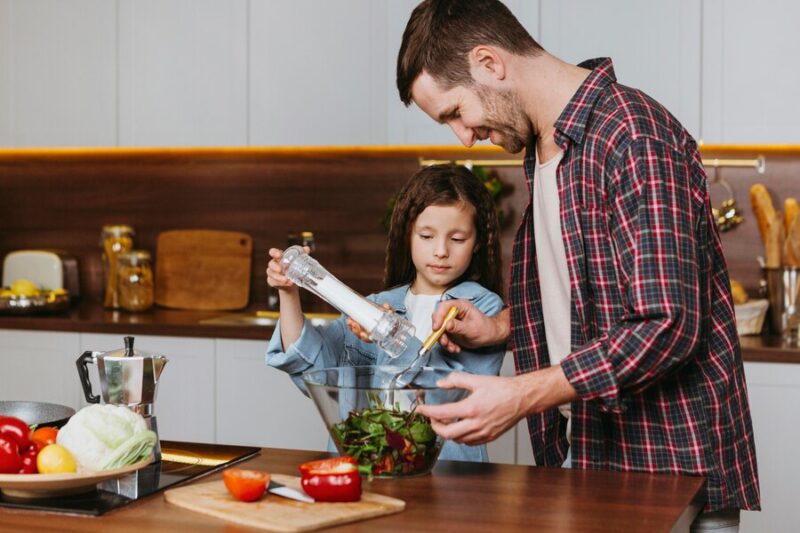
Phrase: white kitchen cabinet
[
  {"left": 79, "top": 333, "right": 216, "bottom": 444},
  {"left": 702, "top": 0, "right": 800, "bottom": 143},
  {"left": 515, "top": 419, "right": 536, "bottom": 466},
  {"left": 0, "top": 0, "right": 117, "bottom": 147},
  {"left": 538, "top": 0, "right": 702, "bottom": 139},
  {"left": 215, "top": 338, "right": 328, "bottom": 451},
  {"left": 2, "top": 1, "right": 798, "bottom": 146},
  {"left": 116, "top": 0, "right": 248, "bottom": 146},
  {"left": 739, "top": 362, "right": 800, "bottom": 532},
  {"left": 249, "top": 0, "right": 387, "bottom": 146},
  {"left": 0, "top": 329, "right": 81, "bottom": 408},
  {"left": 485, "top": 352, "right": 519, "bottom": 464}
]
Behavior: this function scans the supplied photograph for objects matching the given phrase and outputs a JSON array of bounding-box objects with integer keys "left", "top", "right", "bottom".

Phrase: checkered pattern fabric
[{"left": 509, "top": 58, "right": 760, "bottom": 512}]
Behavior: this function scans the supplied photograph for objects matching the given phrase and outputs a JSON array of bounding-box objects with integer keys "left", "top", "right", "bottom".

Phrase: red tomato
[
  {"left": 0, "top": 434, "right": 22, "bottom": 474},
  {"left": 222, "top": 468, "right": 270, "bottom": 502},
  {"left": 31, "top": 427, "right": 59, "bottom": 447},
  {"left": 19, "top": 445, "right": 39, "bottom": 474}
]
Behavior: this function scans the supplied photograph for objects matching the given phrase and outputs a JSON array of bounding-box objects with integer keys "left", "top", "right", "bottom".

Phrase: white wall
[{"left": 0, "top": 0, "right": 798, "bottom": 147}]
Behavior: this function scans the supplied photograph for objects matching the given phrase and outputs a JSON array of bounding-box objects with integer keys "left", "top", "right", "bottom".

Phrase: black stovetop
[{"left": 0, "top": 440, "right": 260, "bottom": 516}]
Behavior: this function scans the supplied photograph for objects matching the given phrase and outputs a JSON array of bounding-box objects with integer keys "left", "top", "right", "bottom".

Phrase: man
[{"left": 397, "top": 0, "right": 759, "bottom": 529}]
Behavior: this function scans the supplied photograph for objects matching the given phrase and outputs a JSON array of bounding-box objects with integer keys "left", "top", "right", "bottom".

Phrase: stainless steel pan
[{"left": 0, "top": 401, "right": 75, "bottom": 427}]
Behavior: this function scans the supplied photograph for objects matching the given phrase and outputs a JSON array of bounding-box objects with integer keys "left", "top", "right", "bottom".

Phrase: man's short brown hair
[{"left": 397, "top": 0, "right": 543, "bottom": 106}]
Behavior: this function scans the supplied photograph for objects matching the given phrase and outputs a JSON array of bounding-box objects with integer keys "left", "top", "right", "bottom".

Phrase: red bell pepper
[
  {"left": 0, "top": 416, "right": 32, "bottom": 451},
  {"left": 298, "top": 456, "right": 362, "bottom": 502}
]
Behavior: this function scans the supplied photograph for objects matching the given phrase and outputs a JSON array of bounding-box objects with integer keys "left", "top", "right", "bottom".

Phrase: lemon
[
  {"left": 37, "top": 444, "right": 78, "bottom": 474},
  {"left": 10, "top": 278, "right": 39, "bottom": 297},
  {"left": 0, "top": 289, "right": 13, "bottom": 298},
  {"left": 730, "top": 279, "right": 748, "bottom": 305}
]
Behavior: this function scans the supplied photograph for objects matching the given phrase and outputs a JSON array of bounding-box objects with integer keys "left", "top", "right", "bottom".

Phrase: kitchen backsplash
[{"left": 0, "top": 146, "right": 793, "bottom": 306}]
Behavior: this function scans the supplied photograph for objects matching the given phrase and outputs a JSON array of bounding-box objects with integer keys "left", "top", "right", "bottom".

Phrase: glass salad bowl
[{"left": 302, "top": 366, "right": 468, "bottom": 478}]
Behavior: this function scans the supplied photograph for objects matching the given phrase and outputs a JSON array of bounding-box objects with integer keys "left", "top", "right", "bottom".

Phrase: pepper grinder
[{"left": 279, "top": 245, "right": 415, "bottom": 358}]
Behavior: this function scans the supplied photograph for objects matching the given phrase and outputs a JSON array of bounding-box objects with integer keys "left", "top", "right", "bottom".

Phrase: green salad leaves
[{"left": 330, "top": 393, "right": 441, "bottom": 476}]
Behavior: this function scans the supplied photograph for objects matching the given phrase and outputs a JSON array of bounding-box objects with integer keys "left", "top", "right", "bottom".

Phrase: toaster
[{"left": 2, "top": 250, "right": 80, "bottom": 300}]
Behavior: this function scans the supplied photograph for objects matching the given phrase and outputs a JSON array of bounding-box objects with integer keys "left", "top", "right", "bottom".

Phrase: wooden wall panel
[
  {"left": 0, "top": 148, "right": 522, "bottom": 311},
  {"left": 0, "top": 146, "right": 795, "bottom": 312},
  {"left": 703, "top": 150, "right": 800, "bottom": 293}
]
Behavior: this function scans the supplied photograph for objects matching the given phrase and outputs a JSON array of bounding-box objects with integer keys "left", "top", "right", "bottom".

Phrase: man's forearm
[
  {"left": 517, "top": 365, "right": 580, "bottom": 416},
  {"left": 491, "top": 307, "right": 512, "bottom": 345}
]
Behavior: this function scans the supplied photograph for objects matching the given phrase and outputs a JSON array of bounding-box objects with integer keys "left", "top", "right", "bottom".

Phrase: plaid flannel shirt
[{"left": 509, "top": 58, "right": 760, "bottom": 511}]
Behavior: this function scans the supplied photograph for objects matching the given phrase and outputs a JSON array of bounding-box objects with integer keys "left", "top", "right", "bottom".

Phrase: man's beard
[{"left": 475, "top": 85, "right": 530, "bottom": 153}]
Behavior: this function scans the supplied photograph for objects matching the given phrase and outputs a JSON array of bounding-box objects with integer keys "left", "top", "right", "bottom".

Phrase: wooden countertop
[
  {"left": 0, "top": 447, "right": 705, "bottom": 532},
  {"left": 0, "top": 300, "right": 271, "bottom": 340},
  {"left": 1, "top": 300, "right": 799, "bottom": 362},
  {"left": 738, "top": 334, "right": 800, "bottom": 363}
]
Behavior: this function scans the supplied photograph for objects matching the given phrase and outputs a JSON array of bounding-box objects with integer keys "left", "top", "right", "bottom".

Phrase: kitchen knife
[{"left": 268, "top": 480, "right": 315, "bottom": 503}]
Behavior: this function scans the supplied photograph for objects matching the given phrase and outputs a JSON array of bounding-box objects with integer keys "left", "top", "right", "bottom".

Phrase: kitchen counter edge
[{"left": 0, "top": 301, "right": 798, "bottom": 361}]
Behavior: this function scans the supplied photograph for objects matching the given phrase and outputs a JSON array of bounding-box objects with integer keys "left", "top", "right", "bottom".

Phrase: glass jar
[
  {"left": 117, "top": 250, "right": 154, "bottom": 312},
  {"left": 101, "top": 225, "right": 135, "bottom": 309},
  {"left": 301, "top": 231, "right": 316, "bottom": 253}
]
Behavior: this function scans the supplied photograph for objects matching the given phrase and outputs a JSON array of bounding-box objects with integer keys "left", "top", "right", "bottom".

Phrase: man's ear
[{"left": 469, "top": 45, "right": 506, "bottom": 83}]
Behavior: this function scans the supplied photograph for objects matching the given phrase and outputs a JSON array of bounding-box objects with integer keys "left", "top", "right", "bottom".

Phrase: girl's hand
[
  {"left": 346, "top": 303, "right": 393, "bottom": 342},
  {"left": 266, "top": 248, "right": 299, "bottom": 293},
  {"left": 346, "top": 317, "right": 370, "bottom": 342}
]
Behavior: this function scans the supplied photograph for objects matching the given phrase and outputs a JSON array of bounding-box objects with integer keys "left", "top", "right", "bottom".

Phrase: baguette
[
  {"left": 785, "top": 197, "right": 800, "bottom": 234},
  {"left": 784, "top": 212, "right": 800, "bottom": 267},
  {"left": 765, "top": 209, "right": 784, "bottom": 268},
  {"left": 750, "top": 184, "right": 777, "bottom": 245}
]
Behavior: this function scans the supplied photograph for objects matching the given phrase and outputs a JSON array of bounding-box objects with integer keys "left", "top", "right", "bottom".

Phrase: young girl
[{"left": 265, "top": 163, "right": 506, "bottom": 462}]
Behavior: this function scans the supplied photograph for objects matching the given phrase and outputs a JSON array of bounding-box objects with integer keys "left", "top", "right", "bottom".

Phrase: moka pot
[{"left": 76, "top": 336, "right": 168, "bottom": 461}]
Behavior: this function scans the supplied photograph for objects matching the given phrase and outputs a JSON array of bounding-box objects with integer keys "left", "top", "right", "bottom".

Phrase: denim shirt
[{"left": 266, "top": 280, "right": 506, "bottom": 462}]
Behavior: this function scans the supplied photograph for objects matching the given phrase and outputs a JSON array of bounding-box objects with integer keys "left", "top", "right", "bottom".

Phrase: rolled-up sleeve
[{"left": 266, "top": 317, "right": 347, "bottom": 390}]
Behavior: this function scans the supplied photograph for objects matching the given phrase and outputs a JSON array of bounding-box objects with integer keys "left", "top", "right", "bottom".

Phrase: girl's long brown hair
[{"left": 384, "top": 164, "right": 503, "bottom": 295}]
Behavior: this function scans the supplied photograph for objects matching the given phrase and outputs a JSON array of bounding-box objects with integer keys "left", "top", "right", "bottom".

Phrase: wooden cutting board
[
  {"left": 155, "top": 229, "right": 253, "bottom": 311},
  {"left": 164, "top": 474, "right": 405, "bottom": 532}
]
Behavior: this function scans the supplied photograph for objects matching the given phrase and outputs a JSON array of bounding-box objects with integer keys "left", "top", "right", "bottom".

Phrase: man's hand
[
  {"left": 416, "top": 366, "right": 579, "bottom": 445},
  {"left": 430, "top": 300, "right": 511, "bottom": 353},
  {"left": 416, "top": 372, "right": 526, "bottom": 445}
]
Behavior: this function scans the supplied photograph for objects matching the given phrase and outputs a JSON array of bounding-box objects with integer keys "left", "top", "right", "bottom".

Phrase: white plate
[{"left": 0, "top": 456, "right": 153, "bottom": 499}]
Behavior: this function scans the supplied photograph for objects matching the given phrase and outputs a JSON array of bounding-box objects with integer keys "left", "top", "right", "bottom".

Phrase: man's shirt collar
[{"left": 552, "top": 57, "right": 617, "bottom": 148}]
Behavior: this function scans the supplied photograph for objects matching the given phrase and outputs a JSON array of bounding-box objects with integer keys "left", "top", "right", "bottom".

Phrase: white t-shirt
[
  {"left": 532, "top": 150, "right": 572, "bottom": 428},
  {"left": 404, "top": 291, "right": 442, "bottom": 342}
]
